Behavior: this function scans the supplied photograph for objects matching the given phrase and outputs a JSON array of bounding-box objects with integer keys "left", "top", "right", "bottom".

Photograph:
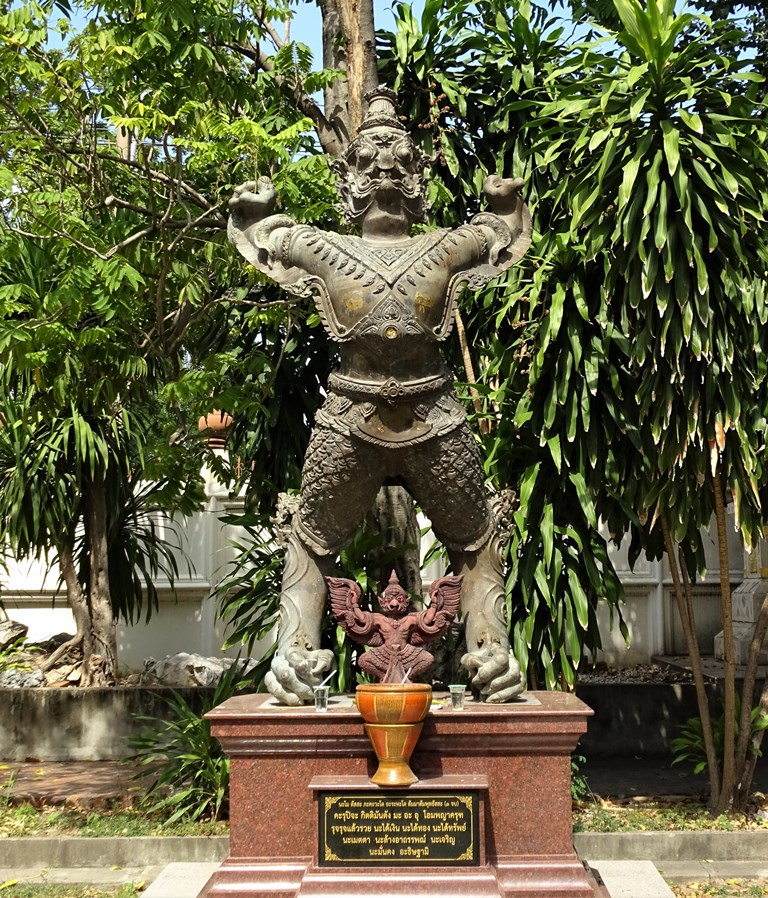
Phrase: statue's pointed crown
[
  {"left": 334, "top": 86, "right": 430, "bottom": 225},
  {"left": 381, "top": 569, "right": 408, "bottom": 600},
  {"left": 359, "top": 87, "right": 406, "bottom": 134}
]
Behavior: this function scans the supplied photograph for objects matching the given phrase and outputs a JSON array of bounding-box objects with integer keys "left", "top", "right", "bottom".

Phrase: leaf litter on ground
[
  {"left": 573, "top": 792, "right": 768, "bottom": 833},
  {"left": 0, "top": 886, "right": 143, "bottom": 898},
  {"left": 670, "top": 880, "right": 768, "bottom": 897}
]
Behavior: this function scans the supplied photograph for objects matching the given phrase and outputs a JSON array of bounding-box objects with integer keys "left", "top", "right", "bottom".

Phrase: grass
[
  {"left": 573, "top": 793, "right": 768, "bottom": 833},
  {"left": 0, "top": 801, "right": 229, "bottom": 838},
  {"left": 0, "top": 887, "right": 143, "bottom": 898},
  {"left": 2, "top": 800, "right": 768, "bottom": 898},
  {"left": 669, "top": 881, "right": 768, "bottom": 897}
]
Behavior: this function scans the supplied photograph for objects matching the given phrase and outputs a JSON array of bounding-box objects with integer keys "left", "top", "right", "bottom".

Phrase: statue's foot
[
  {"left": 461, "top": 645, "right": 525, "bottom": 703},
  {"left": 265, "top": 648, "right": 335, "bottom": 706}
]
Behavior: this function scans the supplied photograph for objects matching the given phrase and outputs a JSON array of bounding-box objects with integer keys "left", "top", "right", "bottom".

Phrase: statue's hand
[
  {"left": 461, "top": 644, "right": 524, "bottom": 703},
  {"left": 229, "top": 177, "right": 277, "bottom": 224},
  {"left": 483, "top": 175, "right": 525, "bottom": 217},
  {"left": 264, "top": 647, "right": 335, "bottom": 706}
]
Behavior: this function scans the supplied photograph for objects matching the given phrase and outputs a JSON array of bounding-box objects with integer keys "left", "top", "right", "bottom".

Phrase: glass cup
[
  {"left": 448, "top": 684, "right": 466, "bottom": 711},
  {"left": 314, "top": 685, "right": 330, "bottom": 712}
]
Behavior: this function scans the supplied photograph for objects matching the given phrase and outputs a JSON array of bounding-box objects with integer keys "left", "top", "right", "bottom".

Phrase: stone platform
[
  {"left": 147, "top": 860, "right": 675, "bottom": 898},
  {"left": 198, "top": 690, "right": 604, "bottom": 898}
]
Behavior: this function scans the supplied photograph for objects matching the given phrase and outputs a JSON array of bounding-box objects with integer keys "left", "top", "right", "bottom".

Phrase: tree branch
[
  {"left": 103, "top": 225, "right": 159, "bottom": 258},
  {"left": 24, "top": 210, "right": 110, "bottom": 260},
  {"left": 216, "top": 38, "right": 346, "bottom": 156},
  {"left": 454, "top": 307, "right": 491, "bottom": 435},
  {"left": 711, "top": 465, "right": 736, "bottom": 816},
  {"left": 91, "top": 151, "right": 222, "bottom": 216},
  {"left": 734, "top": 592, "right": 768, "bottom": 807},
  {"left": 104, "top": 194, "right": 158, "bottom": 218}
]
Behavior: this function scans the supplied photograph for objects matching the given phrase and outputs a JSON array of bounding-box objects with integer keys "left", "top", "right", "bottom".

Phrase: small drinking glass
[
  {"left": 314, "top": 685, "right": 330, "bottom": 712},
  {"left": 448, "top": 684, "right": 466, "bottom": 711}
]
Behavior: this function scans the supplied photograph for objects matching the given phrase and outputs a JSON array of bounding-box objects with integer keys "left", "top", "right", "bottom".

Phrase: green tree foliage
[
  {"left": 383, "top": 0, "right": 632, "bottom": 690},
  {"left": 0, "top": 0, "right": 340, "bottom": 682},
  {"left": 77, "top": 0, "right": 349, "bottom": 510},
  {"left": 694, "top": 1, "right": 768, "bottom": 79},
  {"left": 527, "top": 0, "right": 768, "bottom": 813},
  {"left": 386, "top": 0, "right": 768, "bottom": 807},
  {"left": 388, "top": 0, "right": 768, "bottom": 807}
]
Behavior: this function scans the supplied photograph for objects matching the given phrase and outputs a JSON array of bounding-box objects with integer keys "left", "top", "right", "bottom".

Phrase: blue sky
[{"left": 52, "top": 1, "right": 420, "bottom": 60}]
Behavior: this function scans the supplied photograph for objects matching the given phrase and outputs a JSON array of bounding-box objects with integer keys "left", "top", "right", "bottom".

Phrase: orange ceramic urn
[{"left": 355, "top": 683, "right": 432, "bottom": 787}]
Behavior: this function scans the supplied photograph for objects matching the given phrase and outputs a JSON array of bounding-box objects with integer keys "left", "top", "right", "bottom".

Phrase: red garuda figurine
[{"left": 327, "top": 571, "right": 462, "bottom": 684}]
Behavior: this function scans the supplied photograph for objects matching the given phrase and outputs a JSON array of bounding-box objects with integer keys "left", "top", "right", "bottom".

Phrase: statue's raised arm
[
  {"left": 477, "top": 175, "right": 532, "bottom": 268},
  {"left": 228, "top": 177, "right": 320, "bottom": 299}
]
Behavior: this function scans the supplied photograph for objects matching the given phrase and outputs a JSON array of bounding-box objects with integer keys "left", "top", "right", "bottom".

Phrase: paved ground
[{"left": 0, "top": 759, "right": 145, "bottom": 805}]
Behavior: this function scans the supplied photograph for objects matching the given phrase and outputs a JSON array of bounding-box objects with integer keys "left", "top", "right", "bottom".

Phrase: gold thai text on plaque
[{"left": 318, "top": 791, "right": 478, "bottom": 866}]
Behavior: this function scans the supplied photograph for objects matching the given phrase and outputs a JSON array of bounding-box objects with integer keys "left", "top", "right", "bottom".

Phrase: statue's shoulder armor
[{"left": 284, "top": 226, "right": 356, "bottom": 273}]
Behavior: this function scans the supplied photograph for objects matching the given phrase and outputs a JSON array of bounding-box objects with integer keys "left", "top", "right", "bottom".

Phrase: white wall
[{"left": 593, "top": 510, "right": 744, "bottom": 664}]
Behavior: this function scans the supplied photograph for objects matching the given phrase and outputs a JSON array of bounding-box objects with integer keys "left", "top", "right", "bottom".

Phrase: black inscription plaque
[{"left": 318, "top": 791, "right": 479, "bottom": 866}]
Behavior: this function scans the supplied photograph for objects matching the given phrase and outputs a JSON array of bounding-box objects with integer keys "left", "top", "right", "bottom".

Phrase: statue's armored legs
[
  {"left": 449, "top": 537, "right": 524, "bottom": 702},
  {"left": 403, "top": 425, "right": 524, "bottom": 701},
  {"left": 263, "top": 531, "right": 336, "bottom": 705},
  {"left": 264, "top": 420, "right": 525, "bottom": 705},
  {"left": 265, "top": 426, "right": 383, "bottom": 705}
]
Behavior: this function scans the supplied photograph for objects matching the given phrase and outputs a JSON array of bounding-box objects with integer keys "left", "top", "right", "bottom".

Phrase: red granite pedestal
[{"left": 198, "top": 691, "right": 603, "bottom": 898}]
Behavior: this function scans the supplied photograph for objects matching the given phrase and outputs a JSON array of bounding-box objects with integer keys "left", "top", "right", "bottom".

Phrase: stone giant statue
[{"left": 228, "top": 88, "right": 532, "bottom": 705}]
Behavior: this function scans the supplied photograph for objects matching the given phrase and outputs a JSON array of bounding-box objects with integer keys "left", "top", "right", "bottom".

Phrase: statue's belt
[
  {"left": 325, "top": 372, "right": 455, "bottom": 447},
  {"left": 327, "top": 372, "right": 452, "bottom": 404}
]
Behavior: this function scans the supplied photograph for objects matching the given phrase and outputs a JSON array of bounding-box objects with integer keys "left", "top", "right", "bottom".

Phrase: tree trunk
[
  {"left": 454, "top": 308, "right": 492, "bottom": 435},
  {"left": 364, "top": 485, "right": 423, "bottom": 597},
  {"left": 734, "top": 593, "right": 768, "bottom": 809},
  {"left": 741, "top": 675, "right": 768, "bottom": 804},
  {"left": 320, "top": 0, "right": 378, "bottom": 150},
  {"left": 41, "top": 538, "right": 89, "bottom": 674},
  {"left": 661, "top": 513, "right": 721, "bottom": 806},
  {"left": 321, "top": 0, "right": 352, "bottom": 149},
  {"left": 711, "top": 468, "right": 736, "bottom": 814},
  {"left": 334, "top": 0, "right": 379, "bottom": 135},
  {"left": 82, "top": 469, "right": 117, "bottom": 686}
]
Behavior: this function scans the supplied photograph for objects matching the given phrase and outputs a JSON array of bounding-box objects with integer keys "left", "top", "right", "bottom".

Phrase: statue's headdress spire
[{"left": 358, "top": 88, "right": 406, "bottom": 133}]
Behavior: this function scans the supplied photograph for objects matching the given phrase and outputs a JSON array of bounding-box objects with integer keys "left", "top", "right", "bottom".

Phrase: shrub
[{"left": 126, "top": 660, "right": 262, "bottom": 823}]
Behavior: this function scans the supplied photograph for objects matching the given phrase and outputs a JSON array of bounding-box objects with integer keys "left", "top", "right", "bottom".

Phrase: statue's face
[
  {"left": 380, "top": 584, "right": 411, "bottom": 616},
  {"left": 335, "top": 127, "right": 428, "bottom": 226}
]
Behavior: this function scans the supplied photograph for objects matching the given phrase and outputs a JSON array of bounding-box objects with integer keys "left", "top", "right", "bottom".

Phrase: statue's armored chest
[{"left": 285, "top": 229, "right": 480, "bottom": 342}]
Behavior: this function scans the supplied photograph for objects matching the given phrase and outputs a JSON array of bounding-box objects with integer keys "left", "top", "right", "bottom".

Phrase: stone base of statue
[{"left": 197, "top": 692, "right": 607, "bottom": 898}]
